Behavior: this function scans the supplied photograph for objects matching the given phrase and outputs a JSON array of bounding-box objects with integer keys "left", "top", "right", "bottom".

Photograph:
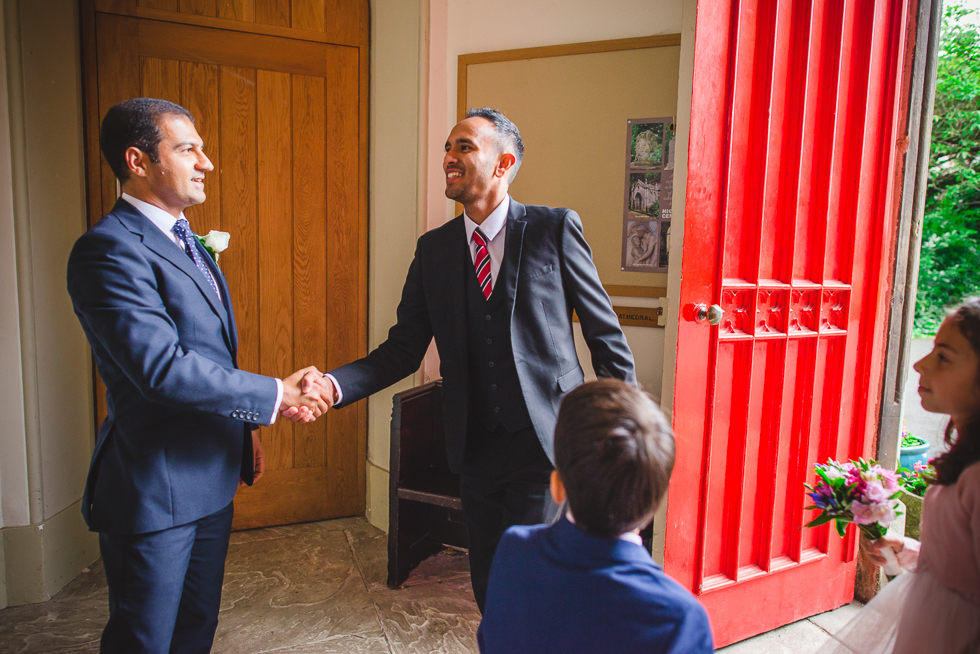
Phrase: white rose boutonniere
[{"left": 197, "top": 230, "right": 231, "bottom": 263}]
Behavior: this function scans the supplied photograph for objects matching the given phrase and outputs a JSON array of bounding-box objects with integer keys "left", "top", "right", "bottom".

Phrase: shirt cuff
[
  {"left": 324, "top": 373, "right": 343, "bottom": 405},
  {"left": 270, "top": 378, "right": 284, "bottom": 424}
]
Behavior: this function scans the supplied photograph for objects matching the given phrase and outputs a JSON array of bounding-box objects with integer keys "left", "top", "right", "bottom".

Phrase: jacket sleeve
[
  {"left": 67, "top": 229, "right": 279, "bottom": 424},
  {"left": 329, "top": 239, "right": 434, "bottom": 406},
  {"left": 558, "top": 210, "right": 636, "bottom": 382}
]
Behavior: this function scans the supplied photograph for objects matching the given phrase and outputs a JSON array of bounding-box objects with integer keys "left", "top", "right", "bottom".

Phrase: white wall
[
  {"left": 364, "top": 0, "right": 427, "bottom": 530},
  {"left": 0, "top": 0, "right": 99, "bottom": 607}
]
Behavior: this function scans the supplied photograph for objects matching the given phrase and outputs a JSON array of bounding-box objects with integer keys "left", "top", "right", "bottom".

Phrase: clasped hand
[{"left": 279, "top": 366, "right": 337, "bottom": 423}]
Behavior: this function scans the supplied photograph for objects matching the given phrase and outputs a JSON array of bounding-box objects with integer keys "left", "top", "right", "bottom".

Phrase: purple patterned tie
[
  {"left": 172, "top": 218, "right": 219, "bottom": 297},
  {"left": 472, "top": 227, "right": 493, "bottom": 299}
]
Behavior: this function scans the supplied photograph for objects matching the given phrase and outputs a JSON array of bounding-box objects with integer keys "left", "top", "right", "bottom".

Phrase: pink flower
[
  {"left": 879, "top": 469, "right": 900, "bottom": 494},
  {"left": 862, "top": 480, "right": 888, "bottom": 503},
  {"left": 913, "top": 461, "right": 924, "bottom": 472},
  {"left": 851, "top": 500, "right": 896, "bottom": 527}
]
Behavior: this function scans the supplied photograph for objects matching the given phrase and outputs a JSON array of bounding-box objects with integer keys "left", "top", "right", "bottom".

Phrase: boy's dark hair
[
  {"left": 100, "top": 98, "right": 194, "bottom": 182},
  {"left": 466, "top": 107, "right": 523, "bottom": 182},
  {"left": 555, "top": 379, "right": 675, "bottom": 538}
]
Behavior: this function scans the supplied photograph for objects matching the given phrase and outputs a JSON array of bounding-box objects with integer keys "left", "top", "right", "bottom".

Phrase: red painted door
[{"left": 665, "top": 0, "right": 912, "bottom": 646}]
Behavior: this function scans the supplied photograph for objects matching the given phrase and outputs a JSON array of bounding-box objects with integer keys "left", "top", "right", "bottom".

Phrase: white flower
[{"left": 203, "top": 230, "right": 231, "bottom": 254}]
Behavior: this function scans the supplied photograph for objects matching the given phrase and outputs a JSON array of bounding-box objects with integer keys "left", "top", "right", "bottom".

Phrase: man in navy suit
[
  {"left": 478, "top": 379, "right": 714, "bottom": 653},
  {"left": 308, "top": 109, "right": 635, "bottom": 611},
  {"left": 67, "top": 98, "right": 330, "bottom": 653}
]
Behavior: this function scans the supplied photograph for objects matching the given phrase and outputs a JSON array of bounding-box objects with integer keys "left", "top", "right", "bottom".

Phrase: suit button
[
  {"left": 231, "top": 411, "right": 238, "bottom": 418},
  {"left": 485, "top": 314, "right": 491, "bottom": 321},
  {"left": 246, "top": 412, "right": 254, "bottom": 420},
  {"left": 488, "top": 361, "right": 494, "bottom": 368},
  {"left": 486, "top": 338, "right": 492, "bottom": 345},
  {"left": 491, "top": 384, "right": 497, "bottom": 391},
  {"left": 494, "top": 407, "right": 500, "bottom": 414}
]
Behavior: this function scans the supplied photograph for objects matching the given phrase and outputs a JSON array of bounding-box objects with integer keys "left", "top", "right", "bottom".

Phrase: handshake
[{"left": 278, "top": 367, "right": 339, "bottom": 423}]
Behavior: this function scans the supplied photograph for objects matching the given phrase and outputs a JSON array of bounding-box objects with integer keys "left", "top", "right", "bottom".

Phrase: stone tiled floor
[{"left": 0, "top": 516, "right": 862, "bottom": 653}]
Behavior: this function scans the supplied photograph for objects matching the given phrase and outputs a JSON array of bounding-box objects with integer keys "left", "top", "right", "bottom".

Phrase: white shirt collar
[
  {"left": 565, "top": 509, "right": 644, "bottom": 546},
  {"left": 463, "top": 194, "right": 510, "bottom": 243},
  {"left": 121, "top": 193, "right": 186, "bottom": 241}
]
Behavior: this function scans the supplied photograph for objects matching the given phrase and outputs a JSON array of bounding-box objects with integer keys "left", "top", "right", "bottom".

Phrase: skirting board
[{"left": 2, "top": 499, "right": 99, "bottom": 606}]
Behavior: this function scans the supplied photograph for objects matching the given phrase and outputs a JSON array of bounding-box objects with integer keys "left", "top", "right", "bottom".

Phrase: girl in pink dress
[{"left": 820, "top": 297, "right": 980, "bottom": 654}]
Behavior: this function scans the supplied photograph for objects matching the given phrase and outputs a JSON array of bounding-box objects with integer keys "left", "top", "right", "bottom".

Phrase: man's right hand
[{"left": 280, "top": 366, "right": 333, "bottom": 423}]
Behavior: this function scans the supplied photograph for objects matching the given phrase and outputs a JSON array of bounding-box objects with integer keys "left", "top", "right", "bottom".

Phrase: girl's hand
[{"left": 861, "top": 533, "right": 905, "bottom": 567}]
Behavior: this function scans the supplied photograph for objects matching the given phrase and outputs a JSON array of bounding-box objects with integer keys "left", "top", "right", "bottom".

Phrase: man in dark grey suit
[{"left": 318, "top": 108, "right": 635, "bottom": 611}]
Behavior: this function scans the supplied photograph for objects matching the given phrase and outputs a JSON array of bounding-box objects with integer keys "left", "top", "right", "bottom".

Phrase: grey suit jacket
[{"left": 330, "top": 199, "right": 635, "bottom": 472}]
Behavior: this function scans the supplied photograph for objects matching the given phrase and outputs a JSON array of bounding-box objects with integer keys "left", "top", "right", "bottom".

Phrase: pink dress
[{"left": 819, "top": 460, "right": 980, "bottom": 653}]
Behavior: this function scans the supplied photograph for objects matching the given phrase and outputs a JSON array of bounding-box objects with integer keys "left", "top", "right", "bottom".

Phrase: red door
[{"left": 665, "top": 0, "right": 911, "bottom": 646}]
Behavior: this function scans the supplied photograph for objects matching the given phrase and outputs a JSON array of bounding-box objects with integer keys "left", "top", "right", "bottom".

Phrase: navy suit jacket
[
  {"left": 330, "top": 200, "right": 635, "bottom": 471},
  {"left": 478, "top": 518, "right": 714, "bottom": 654},
  {"left": 68, "top": 199, "right": 278, "bottom": 535}
]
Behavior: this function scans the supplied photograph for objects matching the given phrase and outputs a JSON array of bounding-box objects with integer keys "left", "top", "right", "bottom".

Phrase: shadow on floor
[{"left": 0, "top": 517, "right": 481, "bottom": 654}]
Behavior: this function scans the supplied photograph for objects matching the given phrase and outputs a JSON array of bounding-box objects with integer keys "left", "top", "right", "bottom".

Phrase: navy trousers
[
  {"left": 98, "top": 501, "right": 234, "bottom": 654},
  {"left": 461, "top": 423, "right": 561, "bottom": 614}
]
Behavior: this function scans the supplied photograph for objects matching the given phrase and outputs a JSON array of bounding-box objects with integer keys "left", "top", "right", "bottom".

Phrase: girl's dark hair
[{"left": 931, "top": 296, "right": 980, "bottom": 485}]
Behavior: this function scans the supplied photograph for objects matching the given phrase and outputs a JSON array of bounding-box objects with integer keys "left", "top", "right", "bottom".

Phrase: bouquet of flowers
[
  {"left": 898, "top": 460, "right": 934, "bottom": 497},
  {"left": 805, "top": 458, "right": 903, "bottom": 574}
]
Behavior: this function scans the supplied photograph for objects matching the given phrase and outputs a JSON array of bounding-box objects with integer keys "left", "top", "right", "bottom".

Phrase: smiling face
[
  {"left": 443, "top": 117, "right": 509, "bottom": 211},
  {"left": 914, "top": 316, "right": 980, "bottom": 427},
  {"left": 127, "top": 114, "right": 213, "bottom": 216}
]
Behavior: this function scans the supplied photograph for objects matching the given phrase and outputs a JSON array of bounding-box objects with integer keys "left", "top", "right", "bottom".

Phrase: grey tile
[
  {"left": 372, "top": 574, "right": 480, "bottom": 654},
  {"left": 807, "top": 602, "right": 864, "bottom": 636},
  {"left": 719, "top": 619, "right": 831, "bottom": 654},
  {"left": 214, "top": 527, "right": 385, "bottom": 653}
]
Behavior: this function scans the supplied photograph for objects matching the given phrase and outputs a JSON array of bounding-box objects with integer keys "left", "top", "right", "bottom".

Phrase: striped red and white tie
[{"left": 472, "top": 227, "right": 493, "bottom": 300}]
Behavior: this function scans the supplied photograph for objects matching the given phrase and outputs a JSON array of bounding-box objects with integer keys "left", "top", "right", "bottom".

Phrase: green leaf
[{"left": 805, "top": 514, "right": 834, "bottom": 528}]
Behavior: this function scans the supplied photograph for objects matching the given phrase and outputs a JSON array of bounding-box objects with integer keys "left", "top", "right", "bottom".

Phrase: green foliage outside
[{"left": 915, "top": 1, "right": 980, "bottom": 335}]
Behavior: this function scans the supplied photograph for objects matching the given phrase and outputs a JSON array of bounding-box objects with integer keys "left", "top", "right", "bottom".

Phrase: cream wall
[
  {"left": 0, "top": 0, "right": 99, "bottom": 608},
  {"left": 365, "top": 0, "right": 687, "bottom": 532}
]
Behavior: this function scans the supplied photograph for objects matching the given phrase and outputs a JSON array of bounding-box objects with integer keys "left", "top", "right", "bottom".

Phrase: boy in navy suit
[{"left": 478, "top": 379, "right": 714, "bottom": 653}]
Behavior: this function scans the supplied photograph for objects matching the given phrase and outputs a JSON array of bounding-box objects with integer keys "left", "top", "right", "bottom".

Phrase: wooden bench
[{"left": 387, "top": 381, "right": 468, "bottom": 587}]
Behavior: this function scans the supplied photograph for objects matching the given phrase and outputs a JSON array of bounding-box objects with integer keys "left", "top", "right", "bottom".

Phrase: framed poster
[{"left": 622, "top": 117, "right": 674, "bottom": 272}]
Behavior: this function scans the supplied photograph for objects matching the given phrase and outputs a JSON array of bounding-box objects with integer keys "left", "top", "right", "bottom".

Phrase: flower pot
[
  {"left": 900, "top": 489, "right": 924, "bottom": 539},
  {"left": 899, "top": 439, "right": 930, "bottom": 471}
]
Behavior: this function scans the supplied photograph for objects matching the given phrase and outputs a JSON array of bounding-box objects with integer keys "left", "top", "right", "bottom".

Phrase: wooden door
[
  {"left": 80, "top": 1, "right": 368, "bottom": 530},
  {"left": 666, "top": 0, "right": 912, "bottom": 646}
]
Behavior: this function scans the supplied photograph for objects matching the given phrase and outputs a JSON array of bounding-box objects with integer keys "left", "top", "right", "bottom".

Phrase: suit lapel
[
  {"left": 502, "top": 200, "right": 526, "bottom": 320},
  {"left": 445, "top": 217, "right": 469, "bottom": 364},
  {"left": 112, "top": 200, "right": 234, "bottom": 353}
]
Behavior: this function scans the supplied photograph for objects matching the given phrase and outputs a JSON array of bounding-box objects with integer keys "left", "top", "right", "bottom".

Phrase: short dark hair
[
  {"left": 466, "top": 107, "right": 524, "bottom": 182},
  {"left": 100, "top": 98, "right": 194, "bottom": 181},
  {"left": 554, "top": 379, "right": 675, "bottom": 538}
]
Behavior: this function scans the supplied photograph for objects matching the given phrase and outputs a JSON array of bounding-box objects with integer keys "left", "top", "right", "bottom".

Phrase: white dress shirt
[
  {"left": 120, "top": 193, "right": 283, "bottom": 421},
  {"left": 327, "top": 195, "right": 513, "bottom": 406}
]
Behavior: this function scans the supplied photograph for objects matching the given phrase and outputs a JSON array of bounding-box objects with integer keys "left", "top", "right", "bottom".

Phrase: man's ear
[
  {"left": 124, "top": 146, "right": 149, "bottom": 178},
  {"left": 495, "top": 152, "right": 517, "bottom": 180}
]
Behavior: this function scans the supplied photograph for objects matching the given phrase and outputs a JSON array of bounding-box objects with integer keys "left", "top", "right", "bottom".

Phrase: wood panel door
[
  {"left": 666, "top": 0, "right": 912, "bottom": 646},
  {"left": 80, "top": 3, "right": 368, "bottom": 530}
]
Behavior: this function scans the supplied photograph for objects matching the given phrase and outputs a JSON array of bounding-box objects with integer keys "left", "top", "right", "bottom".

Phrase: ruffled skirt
[{"left": 818, "top": 568, "right": 980, "bottom": 654}]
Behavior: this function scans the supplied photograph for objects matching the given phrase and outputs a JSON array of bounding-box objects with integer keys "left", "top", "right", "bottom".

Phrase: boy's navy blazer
[
  {"left": 330, "top": 199, "right": 635, "bottom": 470},
  {"left": 68, "top": 199, "right": 278, "bottom": 535},
  {"left": 478, "top": 517, "right": 715, "bottom": 653}
]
